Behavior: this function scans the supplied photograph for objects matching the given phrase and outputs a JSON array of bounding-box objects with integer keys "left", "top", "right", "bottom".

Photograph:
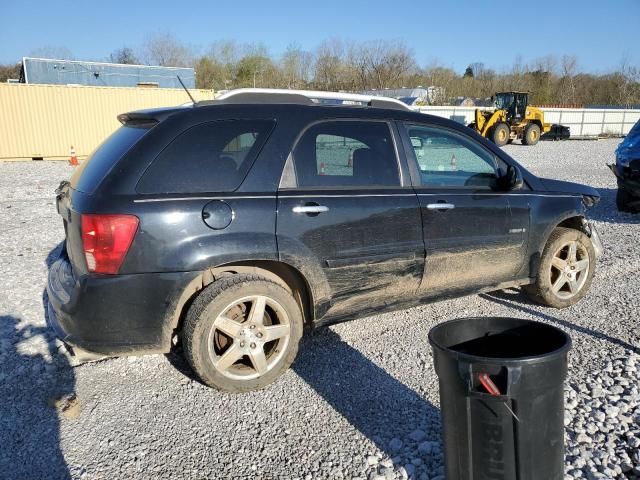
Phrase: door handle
[
  {"left": 426, "top": 203, "right": 455, "bottom": 210},
  {"left": 292, "top": 205, "right": 329, "bottom": 214}
]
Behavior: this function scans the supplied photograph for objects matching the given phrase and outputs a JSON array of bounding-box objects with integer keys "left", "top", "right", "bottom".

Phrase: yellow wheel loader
[{"left": 468, "top": 92, "right": 552, "bottom": 147}]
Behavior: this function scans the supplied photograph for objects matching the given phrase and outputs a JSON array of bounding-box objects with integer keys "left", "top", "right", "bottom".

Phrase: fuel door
[{"left": 202, "top": 200, "right": 234, "bottom": 230}]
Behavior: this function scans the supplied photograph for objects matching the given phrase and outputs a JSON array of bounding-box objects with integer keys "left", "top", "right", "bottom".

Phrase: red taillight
[{"left": 81, "top": 214, "right": 139, "bottom": 274}]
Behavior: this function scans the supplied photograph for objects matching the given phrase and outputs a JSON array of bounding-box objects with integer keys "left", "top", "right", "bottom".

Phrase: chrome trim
[
  {"left": 417, "top": 193, "right": 581, "bottom": 198},
  {"left": 292, "top": 205, "right": 329, "bottom": 214},
  {"left": 133, "top": 196, "right": 276, "bottom": 203},
  {"left": 426, "top": 203, "right": 455, "bottom": 210},
  {"left": 132, "top": 192, "right": 583, "bottom": 203},
  {"left": 280, "top": 193, "right": 416, "bottom": 199}
]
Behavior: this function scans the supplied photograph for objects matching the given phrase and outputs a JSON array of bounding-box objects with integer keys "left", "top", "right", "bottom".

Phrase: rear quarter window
[
  {"left": 136, "top": 119, "right": 275, "bottom": 194},
  {"left": 70, "top": 126, "right": 149, "bottom": 193}
]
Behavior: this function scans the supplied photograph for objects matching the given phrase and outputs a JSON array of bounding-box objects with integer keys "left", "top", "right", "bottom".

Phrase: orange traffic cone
[
  {"left": 319, "top": 162, "right": 326, "bottom": 175},
  {"left": 69, "top": 146, "right": 79, "bottom": 166}
]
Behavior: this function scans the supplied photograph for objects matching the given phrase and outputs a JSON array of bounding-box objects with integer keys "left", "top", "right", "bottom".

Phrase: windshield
[{"left": 495, "top": 93, "right": 514, "bottom": 110}]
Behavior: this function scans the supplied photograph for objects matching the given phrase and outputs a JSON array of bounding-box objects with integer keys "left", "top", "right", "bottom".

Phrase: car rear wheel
[
  {"left": 491, "top": 123, "right": 510, "bottom": 147},
  {"left": 183, "top": 274, "right": 303, "bottom": 392},
  {"left": 523, "top": 227, "right": 596, "bottom": 308}
]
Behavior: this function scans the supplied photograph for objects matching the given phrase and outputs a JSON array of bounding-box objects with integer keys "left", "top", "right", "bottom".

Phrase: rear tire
[
  {"left": 491, "top": 123, "right": 510, "bottom": 147},
  {"left": 523, "top": 227, "right": 596, "bottom": 308},
  {"left": 183, "top": 274, "right": 303, "bottom": 392},
  {"left": 523, "top": 123, "right": 541, "bottom": 145}
]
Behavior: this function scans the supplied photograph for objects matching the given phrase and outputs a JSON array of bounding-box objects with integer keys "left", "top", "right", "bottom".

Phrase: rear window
[
  {"left": 70, "top": 126, "right": 149, "bottom": 193},
  {"left": 136, "top": 120, "right": 274, "bottom": 194}
]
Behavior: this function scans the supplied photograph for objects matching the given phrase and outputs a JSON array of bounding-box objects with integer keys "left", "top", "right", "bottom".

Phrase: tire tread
[
  {"left": 182, "top": 273, "right": 301, "bottom": 392},
  {"left": 523, "top": 227, "right": 596, "bottom": 308}
]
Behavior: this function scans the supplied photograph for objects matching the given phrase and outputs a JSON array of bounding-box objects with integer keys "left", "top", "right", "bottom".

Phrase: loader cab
[{"left": 495, "top": 92, "right": 529, "bottom": 123}]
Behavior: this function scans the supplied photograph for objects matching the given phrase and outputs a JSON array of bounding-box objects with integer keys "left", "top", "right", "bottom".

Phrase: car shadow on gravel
[
  {"left": 587, "top": 188, "right": 640, "bottom": 224},
  {"left": 0, "top": 315, "right": 76, "bottom": 479},
  {"left": 480, "top": 289, "right": 638, "bottom": 353},
  {"left": 165, "top": 328, "right": 444, "bottom": 476},
  {"left": 292, "top": 328, "right": 442, "bottom": 474}
]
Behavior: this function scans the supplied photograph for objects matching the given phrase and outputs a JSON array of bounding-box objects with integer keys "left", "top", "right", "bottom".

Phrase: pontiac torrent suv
[{"left": 47, "top": 89, "right": 603, "bottom": 391}]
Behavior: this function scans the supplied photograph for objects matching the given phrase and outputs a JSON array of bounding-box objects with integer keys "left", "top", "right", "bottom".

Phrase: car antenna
[{"left": 177, "top": 75, "right": 197, "bottom": 105}]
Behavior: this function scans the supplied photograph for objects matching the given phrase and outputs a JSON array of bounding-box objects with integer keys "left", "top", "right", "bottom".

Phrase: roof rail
[{"left": 202, "top": 88, "right": 412, "bottom": 111}]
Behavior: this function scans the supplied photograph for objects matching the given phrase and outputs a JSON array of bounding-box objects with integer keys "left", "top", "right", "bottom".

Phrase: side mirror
[{"left": 498, "top": 164, "right": 523, "bottom": 190}]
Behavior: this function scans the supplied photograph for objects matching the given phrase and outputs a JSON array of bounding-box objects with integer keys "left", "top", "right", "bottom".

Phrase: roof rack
[{"left": 199, "top": 88, "right": 412, "bottom": 111}]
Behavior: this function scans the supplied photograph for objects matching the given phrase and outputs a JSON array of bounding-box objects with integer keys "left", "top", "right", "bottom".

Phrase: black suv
[{"left": 48, "top": 89, "right": 603, "bottom": 392}]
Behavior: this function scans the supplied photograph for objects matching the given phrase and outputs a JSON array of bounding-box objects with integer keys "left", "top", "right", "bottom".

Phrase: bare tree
[
  {"left": 109, "top": 47, "right": 138, "bottom": 65},
  {"left": 313, "top": 39, "right": 348, "bottom": 91},
  {"left": 349, "top": 40, "right": 415, "bottom": 89},
  {"left": 617, "top": 55, "right": 640, "bottom": 106},
  {"left": 140, "top": 31, "right": 192, "bottom": 67},
  {"left": 468, "top": 62, "right": 486, "bottom": 78},
  {"left": 558, "top": 55, "right": 578, "bottom": 104},
  {"left": 195, "top": 56, "right": 228, "bottom": 90},
  {"left": 281, "top": 44, "right": 314, "bottom": 89},
  {"left": 206, "top": 41, "right": 242, "bottom": 89},
  {"left": 0, "top": 62, "right": 21, "bottom": 82}
]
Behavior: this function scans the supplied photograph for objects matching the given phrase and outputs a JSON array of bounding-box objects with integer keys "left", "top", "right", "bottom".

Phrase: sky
[{"left": 1, "top": 0, "right": 638, "bottom": 74}]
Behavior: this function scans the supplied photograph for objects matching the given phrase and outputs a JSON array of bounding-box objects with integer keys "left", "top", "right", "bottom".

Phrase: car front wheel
[
  {"left": 523, "top": 227, "right": 596, "bottom": 308},
  {"left": 183, "top": 274, "right": 303, "bottom": 392}
]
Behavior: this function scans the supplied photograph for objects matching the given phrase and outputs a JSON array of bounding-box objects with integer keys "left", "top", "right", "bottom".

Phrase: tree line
[{"left": 1, "top": 33, "right": 638, "bottom": 106}]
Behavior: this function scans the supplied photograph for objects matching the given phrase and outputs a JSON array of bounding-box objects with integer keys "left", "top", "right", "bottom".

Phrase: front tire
[
  {"left": 523, "top": 227, "right": 596, "bottom": 308},
  {"left": 491, "top": 123, "right": 510, "bottom": 147},
  {"left": 183, "top": 274, "right": 303, "bottom": 392}
]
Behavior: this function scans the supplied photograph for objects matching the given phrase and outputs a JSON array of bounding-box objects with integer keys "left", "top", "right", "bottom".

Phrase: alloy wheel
[
  {"left": 549, "top": 240, "right": 590, "bottom": 300},
  {"left": 207, "top": 295, "right": 291, "bottom": 380}
]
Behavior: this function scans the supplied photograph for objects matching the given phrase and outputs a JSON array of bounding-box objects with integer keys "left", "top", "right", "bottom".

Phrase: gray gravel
[{"left": 0, "top": 138, "right": 638, "bottom": 480}]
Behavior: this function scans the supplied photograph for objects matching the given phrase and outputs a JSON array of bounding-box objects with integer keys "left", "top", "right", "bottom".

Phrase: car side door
[
  {"left": 276, "top": 119, "right": 424, "bottom": 319},
  {"left": 398, "top": 122, "right": 530, "bottom": 297}
]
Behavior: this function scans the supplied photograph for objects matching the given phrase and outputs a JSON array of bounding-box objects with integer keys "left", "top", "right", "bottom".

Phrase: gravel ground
[{"left": 0, "top": 138, "right": 638, "bottom": 480}]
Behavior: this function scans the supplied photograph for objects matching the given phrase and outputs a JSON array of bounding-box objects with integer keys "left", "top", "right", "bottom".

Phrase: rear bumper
[{"left": 46, "top": 251, "right": 200, "bottom": 357}]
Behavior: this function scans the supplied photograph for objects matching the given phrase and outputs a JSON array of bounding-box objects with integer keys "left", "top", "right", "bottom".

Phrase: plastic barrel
[{"left": 428, "top": 317, "right": 571, "bottom": 480}]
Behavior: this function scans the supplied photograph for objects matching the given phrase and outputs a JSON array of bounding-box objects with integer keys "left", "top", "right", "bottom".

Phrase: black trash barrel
[{"left": 428, "top": 317, "right": 571, "bottom": 480}]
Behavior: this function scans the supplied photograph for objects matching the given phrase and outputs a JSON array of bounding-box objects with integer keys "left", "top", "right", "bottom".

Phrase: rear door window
[
  {"left": 137, "top": 120, "right": 274, "bottom": 194},
  {"left": 290, "top": 121, "right": 400, "bottom": 188},
  {"left": 70, "top": 125, "right": 150, "bottom": 193}
]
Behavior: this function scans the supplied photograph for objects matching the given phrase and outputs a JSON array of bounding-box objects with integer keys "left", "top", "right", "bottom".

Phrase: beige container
[{"left": 0, "top": 83, "right": 214, "bottom": 160}]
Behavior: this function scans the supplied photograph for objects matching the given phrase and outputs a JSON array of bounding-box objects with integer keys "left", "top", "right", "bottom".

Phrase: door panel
[
  {"left": 278, "top": 190, "right": 424, "bottom": 314},
  {"left": 399, "top": 122, "right": 530, "bottom": 296},
  {"left": 276, "top": 119, "right": 424, "bottom": 316},
  {"left": 416, "top": 190, "right": 526, "bottom": 295}
]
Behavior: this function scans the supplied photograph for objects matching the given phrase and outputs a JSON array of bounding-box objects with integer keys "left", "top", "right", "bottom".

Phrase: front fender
[{"left": 528, "top": 195, "right": 586, "bottom": 273}]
